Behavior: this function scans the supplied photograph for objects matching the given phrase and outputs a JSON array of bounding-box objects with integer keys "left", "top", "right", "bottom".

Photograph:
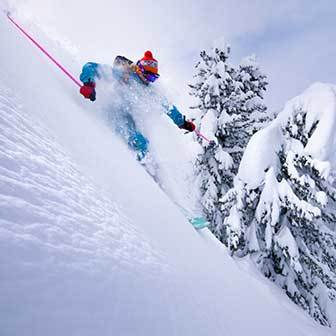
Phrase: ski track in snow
[{"left": 0, "top": 88, "right": 166, "bottom": 277}]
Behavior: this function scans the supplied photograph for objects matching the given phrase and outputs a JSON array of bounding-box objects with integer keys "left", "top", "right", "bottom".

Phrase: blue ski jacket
[{"left": 79, "top": 61, "right": 185, "bottom": 128}]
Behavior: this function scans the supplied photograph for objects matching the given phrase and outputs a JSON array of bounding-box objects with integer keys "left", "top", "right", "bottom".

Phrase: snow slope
[{"left": 0, "top": 7, "right": 334, "bottom": 336}]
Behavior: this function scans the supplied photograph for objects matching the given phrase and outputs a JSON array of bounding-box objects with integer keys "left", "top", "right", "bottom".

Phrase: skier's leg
[
  {"left": 124, "top": 114, "right": 149, "bottom": 160},
  {"left": 107, "top": 103, "right": 149, "bottom": 160}
]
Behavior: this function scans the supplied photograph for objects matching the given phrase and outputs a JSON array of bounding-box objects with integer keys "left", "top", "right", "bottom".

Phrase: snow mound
[
  {"left": 238, "top": 122, "right": 282, "bottom": 188},
  {"left": 281, "top": 83, "right": 336, "bottom": 161},
  {"left": 239, "top": 82, "right": 336, "bottom": 187}
]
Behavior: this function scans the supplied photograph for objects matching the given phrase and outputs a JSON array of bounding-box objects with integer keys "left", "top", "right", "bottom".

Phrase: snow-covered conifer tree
[
  {"left": 189, "top": 46, "right": 270, "bottom": 233},
  {"left": 222, "top": 85, "right": 336, "bottom": 325}
]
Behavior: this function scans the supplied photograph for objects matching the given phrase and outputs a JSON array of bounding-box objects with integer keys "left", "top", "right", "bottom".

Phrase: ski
[{"left": 188, "top": 217, "right": 209, "bottom": 230}]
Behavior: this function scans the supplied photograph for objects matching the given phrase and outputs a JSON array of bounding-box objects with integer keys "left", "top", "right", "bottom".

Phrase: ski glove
[
  {"left": 80, "top": 81, "right": 96, "bottom": 101},
  {"left": 180, "top": 118, "right": 196, "bottom": 132}
]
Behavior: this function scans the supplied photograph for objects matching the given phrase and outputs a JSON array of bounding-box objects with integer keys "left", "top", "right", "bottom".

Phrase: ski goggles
[{"left": 143, "top": 71, "right": 160, "bottom": 83}]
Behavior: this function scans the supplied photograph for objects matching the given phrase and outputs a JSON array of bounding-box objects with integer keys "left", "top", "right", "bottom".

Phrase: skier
[{"left": 79, "top": 51, "right": 195, "bottom": 160}]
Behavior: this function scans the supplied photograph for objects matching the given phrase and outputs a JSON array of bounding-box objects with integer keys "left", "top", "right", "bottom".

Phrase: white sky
[{"left": 6, "top": 0, "right": 336, "bottom": 112}]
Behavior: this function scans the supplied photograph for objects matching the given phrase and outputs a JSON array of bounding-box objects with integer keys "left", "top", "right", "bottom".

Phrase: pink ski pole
[
  {"left": 195, "top": 129, "right": 213, "bottom": 144},
  {"left": 7, "top": 13, "right": 82, "bottom": 88}
]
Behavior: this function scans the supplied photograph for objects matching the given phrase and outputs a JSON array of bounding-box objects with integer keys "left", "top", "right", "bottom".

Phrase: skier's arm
[
  {"left": 80, "top": 62, "right": 101, "bottom": 84},
  {"left": 164, "top": 103, "right": 196, "bottom": 132},
  {"left": 79, "top": 62, "right": 115, "bottom": 101},
  {"left": 79, "top": 62, "right": 101, "bottom": 101}
]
